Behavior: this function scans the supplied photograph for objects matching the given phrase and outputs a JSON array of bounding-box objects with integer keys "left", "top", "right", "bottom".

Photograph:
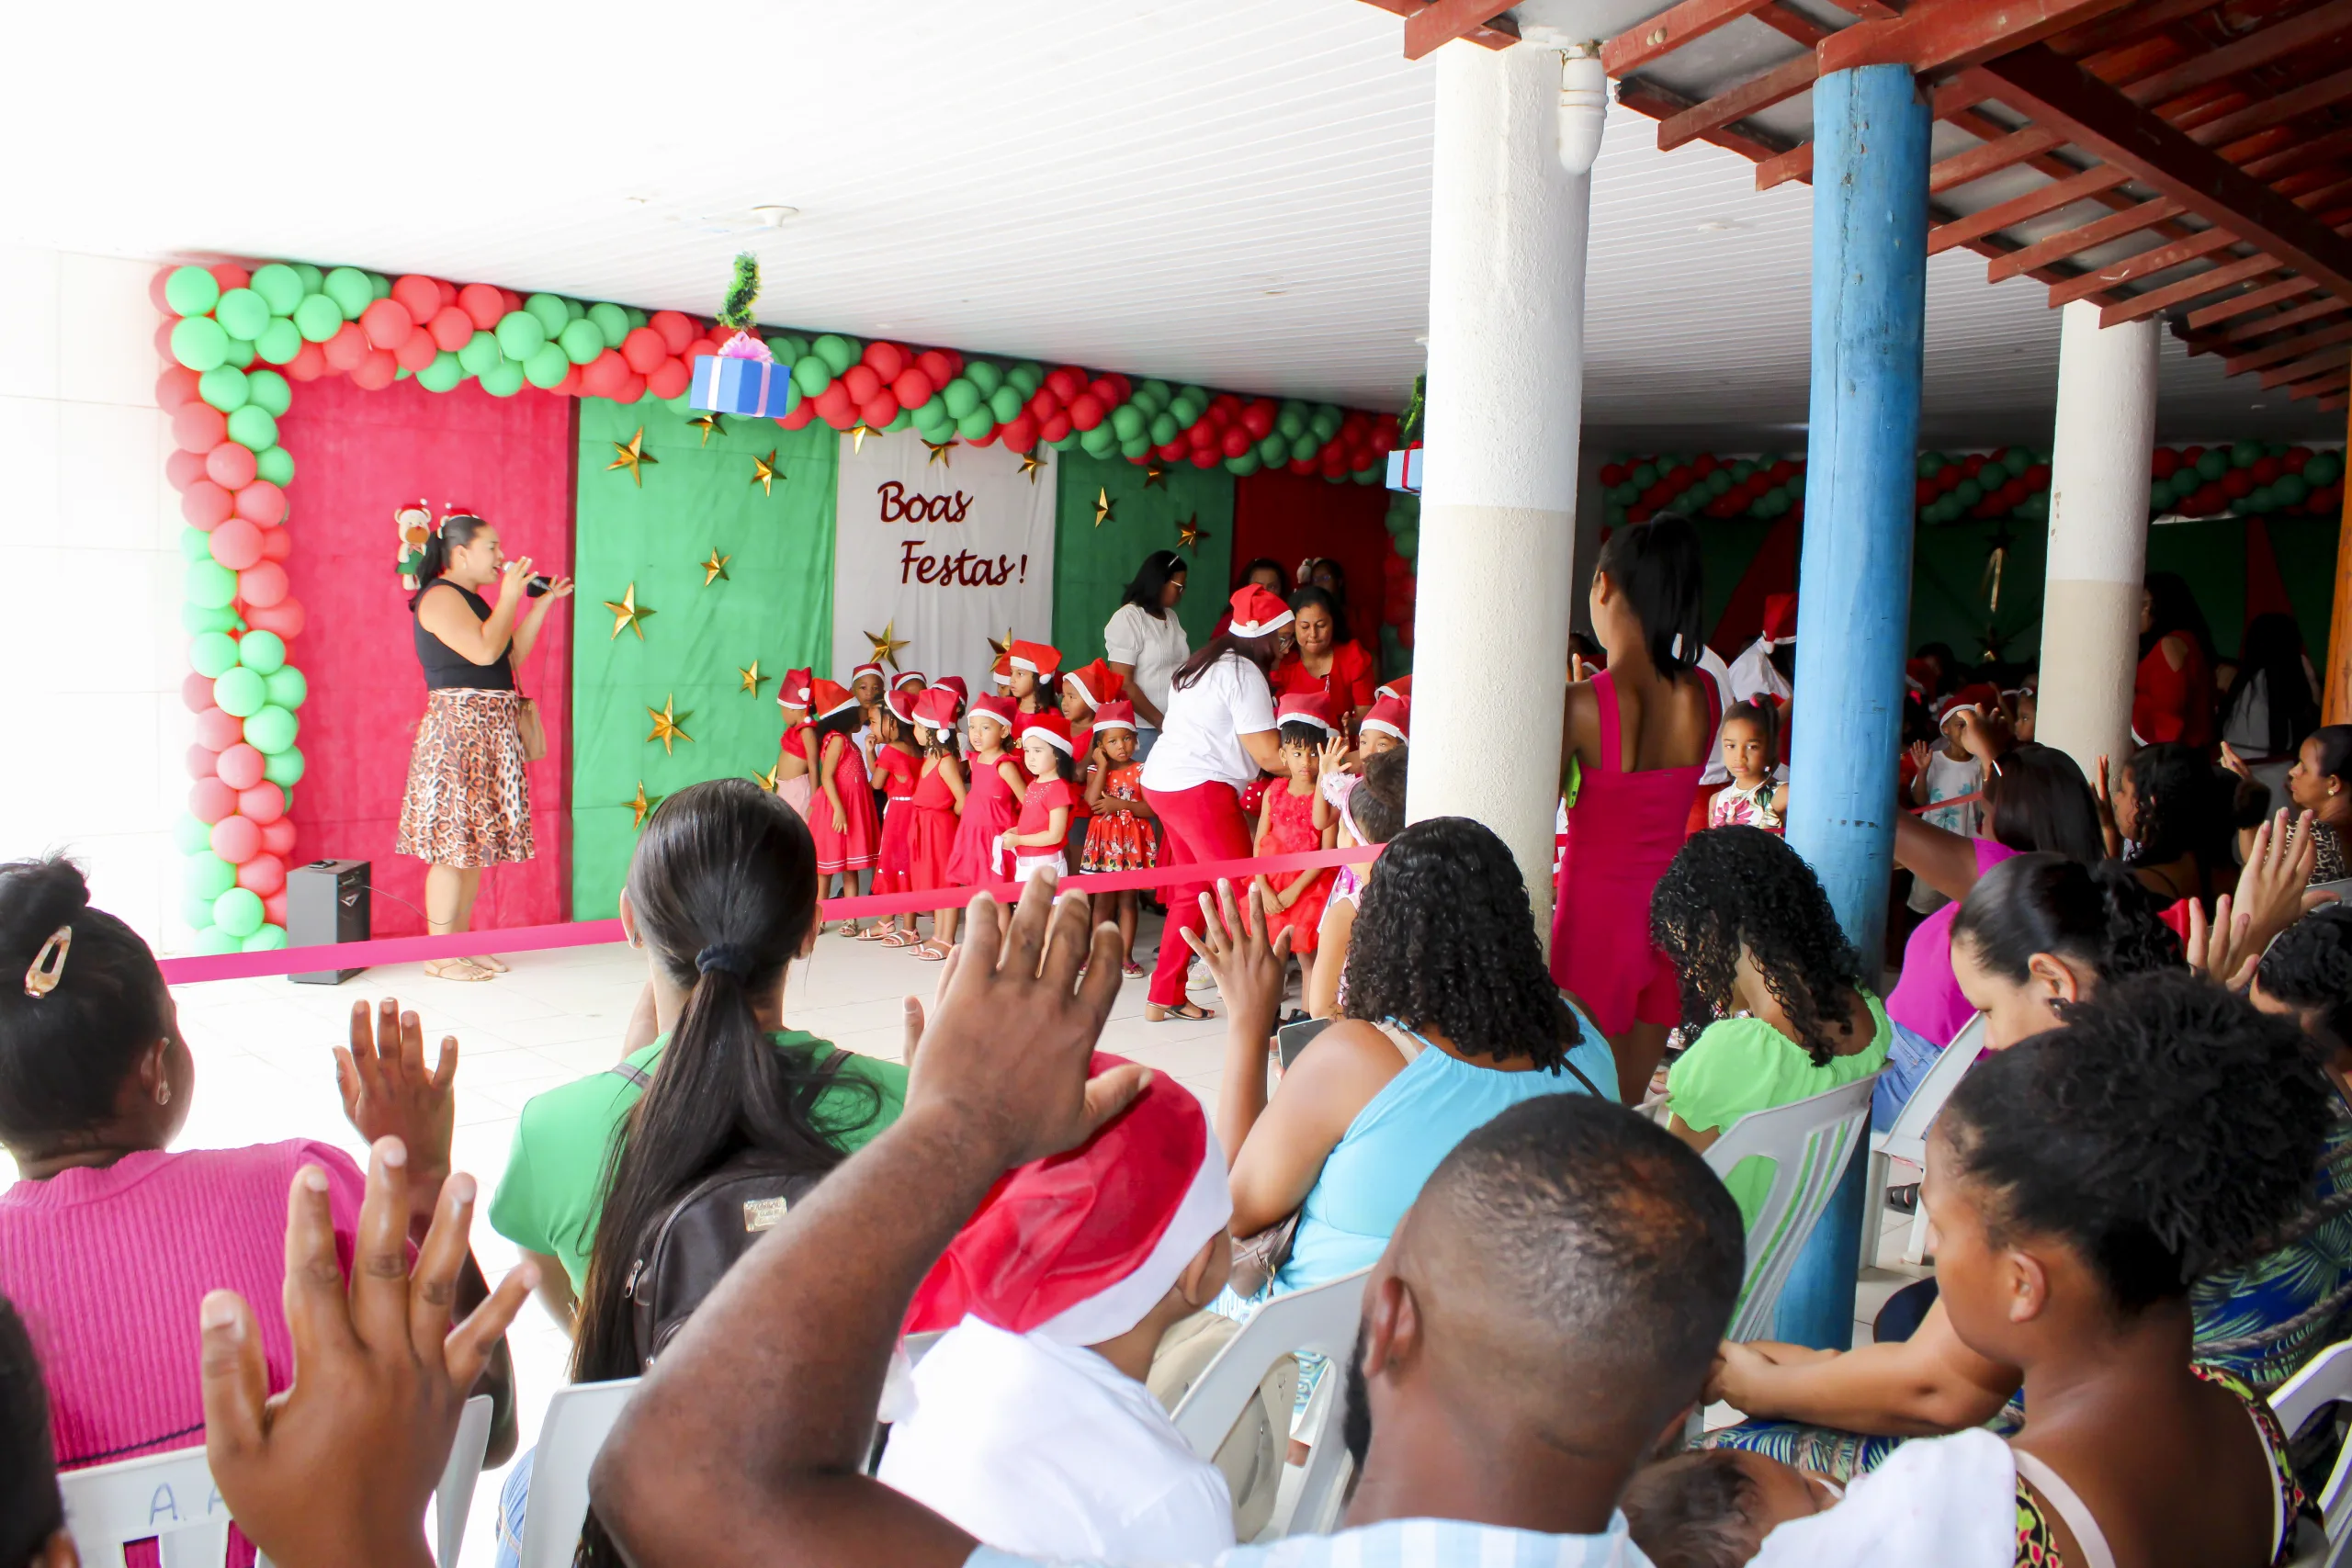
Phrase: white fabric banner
[{"left": 831, "top": 435, "right": 1057, "bottom": 693}]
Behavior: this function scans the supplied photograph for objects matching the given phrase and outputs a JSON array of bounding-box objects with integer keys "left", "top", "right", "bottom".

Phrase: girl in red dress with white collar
[
  {"left": 999, "top": 712, "right": 1080, "bottom": 882},
  {"left": 1256, "top": 691, "right": 1340, "bottom": 958},
  {"left": 803, "top": 679, "right": 882, "bottom": 935},
  {"left": 865, "top": 686, "right": 925, "bottom": 946}
]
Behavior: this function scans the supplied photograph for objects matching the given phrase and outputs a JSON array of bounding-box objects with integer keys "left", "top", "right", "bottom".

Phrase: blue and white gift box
[
  {"left": 1385, "top": 446, "right": 1423, "bottom": 494},
  {"left": 690, "top": 353, "right": 797, "bottom": 417}
]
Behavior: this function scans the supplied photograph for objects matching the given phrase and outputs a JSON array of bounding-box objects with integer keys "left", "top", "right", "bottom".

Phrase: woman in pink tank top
[{"left": 1553, "top": 514, "right": 1719, "bottom": 1103}]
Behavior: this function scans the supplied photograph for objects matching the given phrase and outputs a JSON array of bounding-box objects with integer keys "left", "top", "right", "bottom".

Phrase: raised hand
[
  {"left": 2221, "top": 741, "right": 2254, "bottom": 782},
  {"left": 335, "top": 999, "right": 457, "bottom": 1222},
  {"left": 1184, "top": 876, "right": 1294, "bottom": 1038},
  {"left": 1906, "top": 739, "right": 1932, "bottom": 773},
  {"left": 1317, "top": 732, "right": 1351, "bottom": 779}
]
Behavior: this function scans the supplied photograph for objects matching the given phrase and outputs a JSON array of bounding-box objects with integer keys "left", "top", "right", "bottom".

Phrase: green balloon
[
  {"left": 791, "top": 355, "right": 831, "bottom": 397},
  {"left": 1121, "top": 434, "right": 1152, "bottom": 460},
  {"left": 1978, "top": 457, "right": 2010, "bottom": 487},
  {"left": 985, "top": 386, "right": 1021, "bottom": 423},
  {"left": 190, "top": 925, "right": 241, "bottom": 954},
  {"left": 761, "top": 335, "right": 797, "bottom": 364},
  {"left": 1110, "top": 404, "right": 1145, "bottom": 442},
  {"left": 243, "top": 368, "right": 290, "bottom": 416},
  {"left": 1079, "top": 423, "right": 1118, "bottom": 457},
  {"left": 262, "top": 665, "right": 308, "bottom": 709},
  {"left": 479, "top": 359, "right": 526, "bottom": 398},
  {"left": 1008, "top": 364, "right": 1043, "bottom": 398},
  {"left": 942, "top": 378, "right": 980, "bottom": 419},
  {"left": 189, "top": 630, "right": 240, "bottom": 677},
  {"left": 249, "top": 263, "right": 303, "bottom": 314},
  {"left": 1277, "top": 409, "right": 1306, "bottom": 441},
  {"left": 523, "top": 344, "right": 571, "bottom": 389},
  {"left": 214, "top": 288, "right": 269, "bottom": 342},
  {"left": 182, "top": 602, "right": 241, "bottom": 635},
  {"left": 178, "top": 526, "right": 214, "bottom": 564},
  {"left": 1226, "top": 452, "right": 1261, "bottom": 477},
  {"left": 290, "top": 262, "right": 323, "bottom": 294},
  {"left": 2197, "top": 448, "right": 2229, "bottom": 481},
  {"left": 254, "top": 446, "right": 294, "bottom": 486},
  {"left": 187, "top": 852, "right": 237, "bottom": 898},
  {"left": 494, "top": 310, "right": 548, "bottom": 360},
  {"left": 2278, "top": 473, "right": 2311, "bottom": 504},
  {"left": 1705, "top": 471, "right": 1734, "bottom": 497},
  {"left": 243, "top": 705, "right": 298, "bottom": 754},
  {"left": 885, "top": 409, "right": 913, "bottom": 433},
  {"left": 1148, "top": 412, "right": 1179, "bottom": 446},
  {"left": 2232, "top": 439, "right": 2265, "bottom": 468},
  {"left": 263, "top": 744, "right": 306, "bottom": 787},
  {"left": 1290, "top": 434, "right": 1317, "bottom": 464},
  {"left": 213, "top": 666, "right": 266, "bottom": 717},
  {"left": 242, "top": 924, "right": 288, "bottom": 953},
  {"left": 322, "top": 266, "right": 372, "bottom": 317},
  {"left": 183, "top": 891, "right": 218, "bottom": 928},
  {"left": 238, "top": 628, "right": 286, "bottom": 673},
  {"left": 222, "top": 336, "right": 255, "bottom": 369},
  {"left": 458, "top": 331, "right": 503, "bottom": 376},
  {"left": 198, "top": 366, "right": 251, "bottom": 412},
  {"left": 254, "top": 318, "right": 302, "bottom": 365},
  {"left": 525, "top": 293, "right": 571, "bottom": 338},
  {"left": 558, "top": 318, "right": 604, "bottom": 365},
  {"left": 174, "top": 813, "right": 214, "bottom": 854},
  {"left": 2250, "top": 486, "right": 2276, "bottom": 513},
  {"left": 226, "top": 405, "right": 277, "bottom": 451},
  {"left": 416, "top": 351, "right": 465, "bottom": 392},
  {"left": 171, "top": 316, "right": 230, "bottom": 371},
  {"left": 1169, "top": 397, "right": 1201, "bottom": 428},
  {"left": 560, "top": 294, "right": 581, "bottom": 319},
  {"left": 587, "top": 302, "right": 628, "bottom": 348},
  {"left": 967, "top": 360, "right": 1003, "bottom": 398},
  {"left": 956, "top": 408, "right": 996, "bottom": 441},
  {"left": 292, "top": 293, "right": 343, "bottom": 343},
  {"left": 1258, "top": 434, "right": 1286, "bottom": 464},
  {"left": 186, "top": 559, "right": 238, "bottom": 609},
  {"left": 165, "top": 265, "right": 221, "bottom": 317},
  {"left": 213, "top": 886, "right": 265, "bottom": 938},
  {"left": 812, "top": 334, "right": 857, "bottom": 375}
]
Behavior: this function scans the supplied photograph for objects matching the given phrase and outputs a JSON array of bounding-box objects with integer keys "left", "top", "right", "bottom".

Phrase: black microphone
[{"left": 524, "top": 574, "right": 554, "bottom": 598}]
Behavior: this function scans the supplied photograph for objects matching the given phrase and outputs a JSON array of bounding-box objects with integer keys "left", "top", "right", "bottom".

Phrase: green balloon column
[{"left": 1378, "top": 492, "right": 1419, "bottom": 680}]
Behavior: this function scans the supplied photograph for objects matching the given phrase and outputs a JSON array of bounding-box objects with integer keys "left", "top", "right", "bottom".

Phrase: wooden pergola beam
[
  {"left": 2101, "top": 252, "right": 2286, "bottom": 327},
  {"left": 2214, "top": 296, "right": 2351, "bottom": 344},
  {"left": 2123, "top": 0, "right": 2352, "bottom": 108},
  {"left": 1817, "top": 0, "right": 2136, "bottom": 77},
  {"left": 2261, "top": 343, "right": 2352, "bottom": 391},
  {"left": 2189, "top": 64, "right": 2352, "bottom": 151},
  {"left": 1603, "top": 0, "right": 1778, "bottom": 77},
  {"left": 1928, "top": 164, "right": 2132, "bottom": 254},
  {"left": 1615, "top": 78, "right": 1798, "bottom": 164},
  {"left": 1986, "top": 196, "right": 2183, "bottom": 282},
  {"left": 1398, "top": 0, "right": 1518, "bottom": 60},
  {"left": 1661, "top": 51, "right": 1817, "bottom": 150},
  {"left": 2050, "top": 226, "right": 2239, "bottom": 309},
  {"left": 2223, "top": 319, "right": 2352, "bottom": 376},
  {"left": 2185, "top": 275, "right": 2323, "bottom": 332}
]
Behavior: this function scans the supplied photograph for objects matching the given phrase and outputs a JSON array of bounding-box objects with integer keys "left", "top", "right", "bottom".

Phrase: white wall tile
[
  {"left": 0, "top": 245, "right": 61, "bottom": 400},
  {"left": 58, "top": 400, "right": 166, "bottom": 552},
  {"left": 0, "top": 394, "right": 62, "bottom": 547},
  {"left": 58, "top": 253, "right": 164, "bottom": 410}
]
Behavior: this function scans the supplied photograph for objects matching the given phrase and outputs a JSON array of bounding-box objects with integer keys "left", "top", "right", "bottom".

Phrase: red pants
[{"left": 1142, "top": 780, "right": 1251, "bottom": 1008}]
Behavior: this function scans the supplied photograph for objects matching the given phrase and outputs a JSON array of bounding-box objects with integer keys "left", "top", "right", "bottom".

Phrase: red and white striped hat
[
  {"left": 1227, "top": 585, "right": 1294, "bottom": 639},
  {"left": 1361, "top": 694, "right": 1410, "bottom": 742}
]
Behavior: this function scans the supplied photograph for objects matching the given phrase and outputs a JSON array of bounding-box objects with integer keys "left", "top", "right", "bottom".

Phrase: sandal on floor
[
  {"left": 838, "top": 919, "right": 864, "bottom": 938},
  {"left": 910, "top": 941, "right": 952, "bottom": 963},
  {"left": 878, "top": 929, "right": 922, "bottom": 949},
  {"left": 1146, "top": 1001, "right": 1213, "bottom": 1023},
  {"left": 854, "top": 924, "right": 892, "bottom": 942},
  {"left": 470, "top": 953, "right": 510, "bottom": 974},
  {"left": 424, "top": 957, "right": 494, "bottom": 983},
  {"left": 1121, "top": 961, "right": 1146, "bottom": 978}
]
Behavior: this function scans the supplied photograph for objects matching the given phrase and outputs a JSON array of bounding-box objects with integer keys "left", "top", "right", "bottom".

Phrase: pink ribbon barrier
[{"left": 157, "top": 842, "right": 1386, "bottom": 987}]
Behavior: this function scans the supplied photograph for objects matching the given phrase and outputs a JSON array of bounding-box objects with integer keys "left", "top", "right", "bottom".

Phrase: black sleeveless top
[{"left": 413, "top": 581, "right": 514, "bottom": 692}]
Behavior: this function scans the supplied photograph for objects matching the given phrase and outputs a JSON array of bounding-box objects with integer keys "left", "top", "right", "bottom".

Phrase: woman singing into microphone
[{"left": 395, "top": 513, "right": 571, "bottom": 981}]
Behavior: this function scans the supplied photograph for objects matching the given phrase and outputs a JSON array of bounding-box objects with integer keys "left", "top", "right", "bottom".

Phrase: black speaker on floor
[{"left": 287, "top": 860, "right": 369, "bottom": 985}]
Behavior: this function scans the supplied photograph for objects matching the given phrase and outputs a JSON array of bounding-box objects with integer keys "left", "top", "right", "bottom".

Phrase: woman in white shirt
[
  {"left": 1102, "top": 550, "right": 1191, "bottom": 762},
  {"left": 1138, "top": 585, "right": 1292, "bottom": 1021}
]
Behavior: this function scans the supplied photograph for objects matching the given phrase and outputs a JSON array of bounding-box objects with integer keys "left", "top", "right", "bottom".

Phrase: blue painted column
[{"left": 1776, "top": 62, "right": 1932, "bottom": 1351}]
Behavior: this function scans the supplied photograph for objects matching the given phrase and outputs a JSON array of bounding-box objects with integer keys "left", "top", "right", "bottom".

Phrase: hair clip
[{"left": 23, "top": 925, "right": 71, "bottom": 999}]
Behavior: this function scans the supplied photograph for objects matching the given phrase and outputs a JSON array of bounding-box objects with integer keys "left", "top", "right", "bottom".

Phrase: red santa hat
[
  {"left": 1374, "top": 674, "right": 1413, "bottom": 704},
  {"left": 1275, "top": 691, "right": 1335, "bottom": 733},
  {"left": 885, "top": 685, "right": 921, "bottom": 727},
  {"left": 1009, "top": 638, "right": 1063, "bottom": 676},
  {"left": 851, "top": 661, "right": 886, "bottom": 688},
  {"left": 808, "top": 677, "right": 862, "bottom": 720},
  {"left": 1062, "top": 658, "right": 1125, "bottom": 710},
  {"left": 904, "top": 1056, "right": 1231, "bottom": 1345},
  {"left": 1227, "top": 585, "right": 1294, "bottom": 639},
  {"left": 1018, "top": 711, "right": 1076, "bottom": 754},
  {"left": 1360, "top": 694, "right": 1410, "bottom": 743},
  {"left": 967, "top": 694, "right": 1019, "bottom": 731},
  {"left": 990, "top": 651, "right": 1014, "bottom": 688},
  {"left": 1758, "top": 592, "right": 1799, "bottom": 649},
  {"left": 777, "top": 668, "right": 815, "bottom": 712},
  {"left": 912, "top": 688, "right": 959, "bottom": 733},
  {"left": 894, "top": 670, "right": 928, "bottom": 690},
  {"left": 1091, "top": 699, "right": 1137, "bottom": 734},
  {"left": 934, "top": 675, "right": 969, "bottom": 710}
]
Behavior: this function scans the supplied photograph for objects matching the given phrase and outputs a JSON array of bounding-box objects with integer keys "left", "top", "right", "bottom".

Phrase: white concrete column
[
  {"left": 2038, "top": 299, "right": 2158, "bottom": 779},
  {"left": 1407, "top": 40, "right": 1599, "bottom": 931}
]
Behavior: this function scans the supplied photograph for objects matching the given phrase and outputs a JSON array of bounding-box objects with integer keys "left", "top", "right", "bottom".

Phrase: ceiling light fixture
[{"left": 752, "top": 205, "right": 799, "bottom": 227}]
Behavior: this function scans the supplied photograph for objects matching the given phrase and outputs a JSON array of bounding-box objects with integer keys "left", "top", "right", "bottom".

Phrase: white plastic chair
[
  {"left": 2273, "top": 1339, "right": 2352, "bottom": 1567},
  {"left": 1169, "top": 1269, "right": 1370, "bottom": 1540},
  {"left": 1706, "top": 1075, "right": 1878, "bottom": 1343},
  {"left": 516, "top": 1378, "right": 641, "bottom": 1568},
  {"left": 60, "top": 1395, "right": 492, "bottom": 1568},
  {"left": 1866, "top": 1014, "right": 1985, "bottom": 1268}
]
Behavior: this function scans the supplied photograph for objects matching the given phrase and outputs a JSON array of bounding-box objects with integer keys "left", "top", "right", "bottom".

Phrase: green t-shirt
[
  {"left": 488, "top": 1029, "right": 908, "bottom": 1292},
  {"left": 1666, "top": 989, "right": 1890, "bottom": 1228}
]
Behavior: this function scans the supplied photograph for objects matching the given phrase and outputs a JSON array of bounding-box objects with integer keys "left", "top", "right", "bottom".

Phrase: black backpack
[{"left": 622, "top": 1156, "right": 824, "bottom": 1369}]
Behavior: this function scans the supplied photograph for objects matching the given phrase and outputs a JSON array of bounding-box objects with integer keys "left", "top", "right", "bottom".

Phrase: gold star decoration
[
  {"left": 701, "top": 548, "right": 732, "bottom": 586},
  {"left": 1176, "top": 513, "right": 1210, "bottom": 552},
  {"left": 645, "top": 694, "right": 694, "bottom": 755},
  {"left": 849, "top": 422, "right": 878, "bottom": 453},
  {"left": 1017, "top": 451, "right": 1047, "bottom": 484},
  {"left": 924, "top": 438, "right": 956, "bottom": 468},
  {"left": 738, "top": 660, "right": 770, "bottom": 696},
  {"left": 603, "top": 583, "right": 654, "bottom": 641},
  {"left": 606, "top": 427, "right": 658, "bottom": 486},
  {"left": 751, "top": 449, "right": 781, "bottom": 495},
  {"left": 755, "top": 761, "right": 781, "bottom": 793},
  {"left": 987, "top": 627, "right": 1017, "bottom": 662},
  {"left": 1143, "top": 458, "right": 1170, "bottom": 489},
  {"left": 625, "top": 781, "right": 659, "bottom": 829},
  {"left": 688, "top": 412, "right": 728, "bottom": 446},
  {"left": 864, "top": 619, "right": 910, "bottom": 670},
  {"left": 1092, "top": 487, "right": 1115, "bottom": 528}
]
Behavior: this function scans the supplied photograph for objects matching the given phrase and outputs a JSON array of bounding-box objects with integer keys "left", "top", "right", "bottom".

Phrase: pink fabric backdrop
[{"left": 277, "top": 377, "right": 577, "bottom": 934}]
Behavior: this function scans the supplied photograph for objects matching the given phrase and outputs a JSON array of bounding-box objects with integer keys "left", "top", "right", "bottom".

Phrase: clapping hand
[
  {"left": 2189, "top": 808, "right": 2336, "bottom": 988},
  {"left": 1317, "top": 733, "right": 1351, "bottom": 779},
  {"left": 1183, "top": 877, "right": 1294, "bottom": 1038},
  {"left": 336, "top": 999, "right": 456, "bottom": 1224},
  {"left": 1905, "top": 740, "right": 1932, "bottom": 773}
]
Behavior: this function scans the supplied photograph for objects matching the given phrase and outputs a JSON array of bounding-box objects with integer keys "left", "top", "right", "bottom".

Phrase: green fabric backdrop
[
  {"left": 571, "top": 399, "right": 838, "bottom": 917},
  {"left": 1051, "top": 454, "right": 1234, "bottom": 663}
]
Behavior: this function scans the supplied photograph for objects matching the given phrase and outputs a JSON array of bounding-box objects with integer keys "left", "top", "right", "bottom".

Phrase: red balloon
[
  {"left": 238, "top": 561, "right": 290, "bottom": 607},
  {"left": 458, "top": 283, "right": 504, "bottom": 330},
  {"left": 1369, "top": 428, "right": 1396, "bottom": 457},
  {"left": 916, "top": 350, "right": 956, "bottom": 388},
  {"left": 778, "top": 400, "right": 818, "bottom": 431},
  {"left": 195, "top": 705, "right": 243, "bottom": 750},
  {"left": 187, "top": 744, "right": 221, "bottom": 779},
  {"left": 262, "top": 889, "right": 288, "bottom": 929},
  {"left": 2286, "top": 446, "right": 2314, "bottom": 473},
  {"left": 1221, "top": 426, "right": 1252, "bottom": 459},
  {"left": 1024, "top": 388, "right": 1059, "bottom": 422},
  {"left": 360, "top": 298, "right": 413, "bottom": 352},
  {"left": 1040, "top": 412, "right": 1072, "bottom": 444},
  {"left": 649, "top": 310, "right": 695, "bottom": 355},
  {"left": 427, "top": 306, "right": 474, "bottom": 353},
  {"left": 245, "top": 597, "right": 306, "bottom": 637},
  {"left": 208, "top": 263, "right": 250, "bottom": 292},
  {"left": 215, "top": 742, "right": 266, "bottom": 790},
  {"left": 615, "top": 370, "right": 646, "bottom": 404},
  {"left": 500, "top": 288, "right": 523, "bottom": 314},
  {"left": 236, "top": 852, "right": 287, "bottom": 897},
  {"left": 1187, "top": 422, "right": 1217, "bottom": 451},
  {"left": 1190, "top": 449, "right": 1218, "bottom": 469},
  {"left": 863, "top": 342, "right": 906, "bottom": 382},
  {"left": 323, "top": 321, "right": 372, "bottom": 371},
  {"left": 285, "top": 341, "right": 328, "bottom": 381},
  {"left": 552, "top": 364, "right": 582, "bottom": 397},
  {"left": 238, "top": 783, "right": 286, "bottom": 826},
  {"left": 182, "top": 480, "right": 235, "bottom": 530},
  {"left": 822, "top": 402, "right": 859, "bottom": 431},
  {"left": 581, "top": 350, "right": 629, "bottom": 400},
  {"left": 390, "top": 275, "right": 442, "bottom": 325},
  {"left": 259, "top": 524, "right": 292, "bottom": 562},
  {"left": 842, "top": 365, "right": 881, "bottom": 405},
  {"left": 209, "top": 518, "right": 264, "bottom": 570},
  {"left": 1159, "top": 441, "right": 1187, "bottom": 462},
  {"left": 211, "top": 814, "right": 261, "bottom": 864},
  {"left": 2222, "top": 467, "right": 2256, "bottom": 500},
  {"left": 173, "top": 403, "right": 228, "bottom": 454},
  {"left": 153, "top": 321, "right": 178, "bottom": 361},
  {"left": 1046, "top": 367, "right": 1083, "bottom": 401},
  {"left": 394, "top": 326, "right": 439, "bottom": 372},
  {"left": 647, "top": 357, "right": 691, "bottom": 400},
  {"left": 814, "top": 380, "right": 854, "bottom": 422},
  {"left": 156, "top": 367, "right": 202, "bottom": 411},
  {"left": 190, "top": 777, "right": 237, "bottom": 824},
  {"left": 1000, "top": 413, "right": 1035, "bottom": 452},
  {"left": 682, "top": 338, "right": 718, "bottom": 363},
  {"left": 206, "top": 441, "right": 258, "bottom": 490},
  {"left": 350, "top": 349, "right": 398, "bottom": 390},
  {"left": 621, "top": 327, "right": 668, "bottom": 375},
  {"left": 2253, "top": 455, "right": 2283, "bottom": 485},
  {"left": 893, "top": 368, "right": 935, "bottom": 409},
  {"left": 859, "top": 391, "right": 901, "bottom": 428},
  {"left": 182, "top": 671, "right": 216, "bottom": 713},
  {"left": 166, "top": 448, "right": 208, "bottom": 491},
  {"left": 435, "top": 277, "right": 458, "bottom": 307},
  {"left": 233, "top": 480, "right": 287, "bottom": 526},
  {"left": 149, "top": 266, "right": 177, "bottom": 314},
  {"left": 260, "top": 817, "right": 298, "bottom": 857},
  {"left": 1068, "top": 394, "right": 1105, "bottom": 432}
]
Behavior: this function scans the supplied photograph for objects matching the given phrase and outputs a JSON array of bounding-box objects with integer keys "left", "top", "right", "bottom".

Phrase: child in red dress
[
  {"left": 804, "top": 679, "right": 882, "bottom": 934},
  {"left": 1080, "top": 700, "right": 1156, "bottom": 977},
  {"left": 1256, "top": 692, "right": 1338, "bottom": 957},
  {"left": 948, "top": 695, "right": 1024, "bottom": 893},
  {"left": 908, "top": 688, "right": 966, "bottom": 963},
  {"left": 1007, "top": 638, "right": 1062, "bottom": 722},
  {"left": 772, "top": 667, "right": 816, "bottom": 820},
  {"left": 1001, "top": 711, "right": 1080, "bottom": 882},
  {"left": 866, "top": 687, "right": 926, "bottom": 945}
]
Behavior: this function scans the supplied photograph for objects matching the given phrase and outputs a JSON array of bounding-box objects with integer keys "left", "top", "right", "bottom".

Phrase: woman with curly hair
[
  {"left": 1185, "top": 816, "right": 1615, "bottom": 1299},
  {"left": 1654, "top": 827, "right": 1891, "bottom": 1226},
  {"left": 2098, "top": 740, "right": 2237, "bottom": 902},
  {"left": 1747, "top": 974, "right": 2324, "bottom": 1568}
]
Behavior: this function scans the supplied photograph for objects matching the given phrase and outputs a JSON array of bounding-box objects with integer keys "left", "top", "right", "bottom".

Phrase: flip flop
[
  {"left": 837, "top": 920, "right": 864, "bottom": 939},
  {"left": 424, "top": 957, "right": 493, "bottom": 983},
  {"left": 1146, "top": 1001, "right": 1213, "bottom": 1022},
  {"left": 1121, "top": 961, "right": 1146, "bottom": 978}
]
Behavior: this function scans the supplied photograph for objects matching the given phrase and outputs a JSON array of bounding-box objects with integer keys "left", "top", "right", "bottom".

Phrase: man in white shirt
[{"left": 878, "top": 1059, "right": 1237, "bottom": 1563}]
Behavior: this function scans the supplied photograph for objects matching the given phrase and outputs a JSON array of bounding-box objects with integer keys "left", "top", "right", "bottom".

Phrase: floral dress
[{"left": 1081, "top": 762, "right": 1157, "bottom": 873}]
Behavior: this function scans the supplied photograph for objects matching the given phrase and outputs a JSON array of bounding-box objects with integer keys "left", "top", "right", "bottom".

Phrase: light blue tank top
[{"left": 1274, "top": 1011, "right": 1616, "bottom": 1293}]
